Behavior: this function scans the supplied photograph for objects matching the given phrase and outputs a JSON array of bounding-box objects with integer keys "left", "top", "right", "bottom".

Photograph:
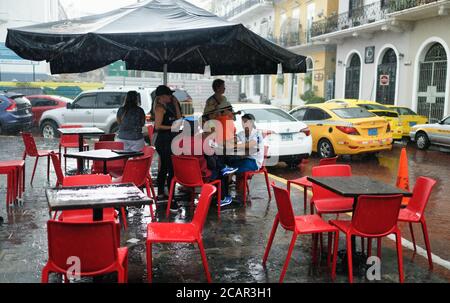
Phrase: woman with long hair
[{"left": 116, "top": 90, "right": 146, "bottom": 152}]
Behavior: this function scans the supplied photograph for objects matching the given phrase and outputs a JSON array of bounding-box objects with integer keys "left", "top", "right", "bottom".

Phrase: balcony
[
  {"left": 388, "top": 0, "right": 439, "bottom": 13},
  {"left": 272, "top": 30, "right": 312, "bottom": 48},
  {"left": 222, "top": 0, "right": 274, "bottom": 21},
  {"left": 387, "top": 0, "right": 450, "bottom": 21},
  {"left": 311, "top": 1, "right": 388, "bottom": 37}
]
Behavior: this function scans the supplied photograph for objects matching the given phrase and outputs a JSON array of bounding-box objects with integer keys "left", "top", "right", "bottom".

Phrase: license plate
[
  {"left": 368, "top": 128, "right": 378, "bottom": 136},
  {"left": 281, "top": 133, "right": 293, "bottom": 141},
  {"left": 409, "top": 122, "right": 417, "bottom": 127}
]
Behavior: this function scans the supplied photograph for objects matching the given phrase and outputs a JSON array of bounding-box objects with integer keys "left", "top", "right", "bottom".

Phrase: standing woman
[
  {"left": 153, "top": 85, "right": 182, "bottom": 205},
  {"left": 116, "top": 91, "right": 146, "bottom": 152}
]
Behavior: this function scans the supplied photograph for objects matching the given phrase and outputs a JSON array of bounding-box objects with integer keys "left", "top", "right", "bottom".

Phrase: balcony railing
[
  {"left": 311, "top": 1, "right": 388, "bottom": 37},
  {"left": 388, "top": 0, "right": 439, "bottom": 13},
  {"left": 222, "top": 0, "right": 274, "bottom": 19},
  {"left": 272, "top": 30, "right": 312, "bottom": 47}
]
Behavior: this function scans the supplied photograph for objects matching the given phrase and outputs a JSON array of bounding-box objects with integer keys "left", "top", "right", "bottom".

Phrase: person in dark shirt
[{"left": 116, "top": 91, "right": 146, "bottom": 152}]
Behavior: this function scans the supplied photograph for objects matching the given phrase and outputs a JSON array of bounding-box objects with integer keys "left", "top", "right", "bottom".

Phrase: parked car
[
  {"left": 39, "top": 87, "right": 154, "bottom": 138},
  {"left": 385, "top": 105, "right": 428, "bottom": 137},
  {"left": 0, "top": 92, "right": 33, "bottom": 134},
  {"left": 290, "top": 102, "right": 392, "bottom": 158},
  {"left": 409, "top": 115, "right": 450, "bottom": 150},
  {"left": 232, "top": 103, "right": 312, "bottom": 167},
  {"left": 27, "top": 95, "right": 73, "bottom": 127},
  {"left": 328, "top": 99, "right": 403, "bottom": 140}
]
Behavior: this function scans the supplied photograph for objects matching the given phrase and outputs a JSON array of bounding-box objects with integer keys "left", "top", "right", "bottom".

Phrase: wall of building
[{"left": 335, "top": 14, "right": 450, "bottom": 118}]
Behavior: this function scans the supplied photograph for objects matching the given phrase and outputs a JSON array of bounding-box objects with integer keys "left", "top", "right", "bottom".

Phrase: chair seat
[
  {"left": 295, "top": 215, "right": 339, "bottom": 234},
  {"left": 109, "top": 169, "right": 124, "bottom": 178},
  {"left": 0, "top": 160, "right": 25, "bottom": 168},
  {"left": 398, "top": 208, "right": 421, "bottom": 223},
  {"left": 147, "top": 223, "right": 198, "bottom": 243},
  {"left": 289, "top": 176, "right": 312, "bottom": 188},
  {"left": 37, "top": 150, "right": 53, "bottom": 157},
  {"left": 329, "top": 220, "right": 352, "bottom": 233},
  {"left": 312, "top": 197, "right": 354, "bottom": 214},
  {"left": 59, "top": 209, "right": 117, "bottom": 222},
  {"left": 60, "top": 142, "right": 89, "bottom": 149}
]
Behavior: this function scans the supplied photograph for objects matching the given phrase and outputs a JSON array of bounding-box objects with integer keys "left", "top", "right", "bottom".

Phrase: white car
[
  {"left": 231, "top": 103, "right": 312, "bottom": 167},
  {"left": 39, "top": 87, "right": 155, "bottom": 138}
]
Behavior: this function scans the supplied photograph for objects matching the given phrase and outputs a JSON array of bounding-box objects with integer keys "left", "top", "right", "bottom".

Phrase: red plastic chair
[
  {"left": 398, "top": 176, "right": 436, "bottom": 270},
  {"left": 287, "top": 156, "right": 338, "bottom": 214},
  {"left": 242, "top": 146, "right": 271, "bottom": 205},
  {"left": 147, "top": 124, "right": 154, "bottom": 145},
  {"left": 59, "top": 125, "right": 89, "bottom": 173},
  {"left": 140, "top": 146, "right": 157, "bottom": 202},
  {"left": 310, "top": 164, "right": 354, "bottom": 215},
  {"left": 146, "top": 184, "right": 216, "bottom": 283},
  {"left": 0, "top": 160, "right": 25, "bottom": 210},
  {"left": 58, "top": 174, "right": 117, "bottom": 224},
  {"left": 50, "top": 152, "right": 64, "bottom": 187},
  {"left": 41, "top": 220, "right": 128, "bottom": 283},
  {"left": 330, "top": 194, "right": 404, "bottom": 283},
  {"left": 99, "top": 134, "right": 116, "bottom": 141},
  {"left": 262, "top": 183, "right": 340, "bottom": 283},
  {"left": 92, "top": 141, "right": 126, "bottom": 177},
  {"left": 22, "top": 132, "right": 55, "bottom": 186},
  {"left": 166, "top": 156, "right": 221, "bottom": 218},
  {"left": 113, "top": 154, "right": 156, "bottom": 223}
]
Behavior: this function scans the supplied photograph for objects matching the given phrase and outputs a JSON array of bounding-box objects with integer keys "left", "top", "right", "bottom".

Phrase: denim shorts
[{"left": 116, "top": 138, "right": 145, "bottom": 152}]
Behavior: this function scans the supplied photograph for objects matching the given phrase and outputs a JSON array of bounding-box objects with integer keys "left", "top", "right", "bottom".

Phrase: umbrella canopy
[{"left": 6, "top": 0, "right": 306, "bottom": 76}]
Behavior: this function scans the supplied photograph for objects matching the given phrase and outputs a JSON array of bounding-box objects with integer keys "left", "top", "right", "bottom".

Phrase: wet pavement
[{"left": 0, "top": 135, "right": 449, "bottom": 283}]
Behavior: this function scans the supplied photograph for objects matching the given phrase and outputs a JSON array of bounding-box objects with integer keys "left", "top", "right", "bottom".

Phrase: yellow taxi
[
  {"left": 328, "top": 99, "right": 403, "bottom": 140},
  {"left": 385, "top": 105, "right": 428, "bottom": 136},
  {"left": 289, "top": 102, "right": 393, "bottom": 158},
  {"left": 410, "top": 115, "right": 450, "bottom": 150}
]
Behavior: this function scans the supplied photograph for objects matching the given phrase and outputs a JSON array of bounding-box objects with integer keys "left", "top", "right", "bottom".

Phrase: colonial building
[
  {"left": 215, "top": 0, "right": 275, "bottom": 103},
  {"left": 272, "top": 0, "right": 338, "bottom": 109},
  {"left": 311, "top": 0, "right": 450, "bottom": 122}
]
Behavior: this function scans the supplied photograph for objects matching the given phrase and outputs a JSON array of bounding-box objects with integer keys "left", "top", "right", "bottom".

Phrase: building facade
[
  {"left": 0, "top": 0, "right": 65, "bottom": 81},
  {"left": 311, "top": 0, "right": 450, "bottom": 122},
  {"left": 272, "top": 0, "right": 338, "bottom": 109},
  {"left": 215, "top": 0, "right": 275, "bottom": 103}
]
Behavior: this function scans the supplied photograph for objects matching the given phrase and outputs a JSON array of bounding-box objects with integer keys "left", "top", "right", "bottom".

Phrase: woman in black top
[{"left": 154, "top": 85, "right": 182, "bottom": 205}]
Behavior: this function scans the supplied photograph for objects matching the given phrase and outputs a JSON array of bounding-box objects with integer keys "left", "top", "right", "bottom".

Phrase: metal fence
[
  {"left": 222, "top": 0, "right": 274, "bottom": 19},
  {"left": 388, "top": 0, "right": 439, "bottom": 13}
]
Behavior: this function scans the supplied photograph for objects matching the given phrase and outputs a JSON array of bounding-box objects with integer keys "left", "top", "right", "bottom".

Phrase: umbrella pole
[{"left": 163, "top": 63, "right": 168, "bottom": 85}]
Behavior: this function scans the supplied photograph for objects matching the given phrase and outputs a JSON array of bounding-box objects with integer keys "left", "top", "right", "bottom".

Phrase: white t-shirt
[{"left": 237, "top": 129, "right": 264, "bottom": 169}]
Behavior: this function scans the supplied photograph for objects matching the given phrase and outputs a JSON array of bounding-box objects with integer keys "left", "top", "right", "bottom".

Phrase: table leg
[
  {"left": 77, "top": 134, "right": 84, "bottom": 173},
  {"left": 93, "top": 208, "right": 103, "bottom": 221},
  {"left": 103, "top": 161, "right": 108, "bottom": 175}
]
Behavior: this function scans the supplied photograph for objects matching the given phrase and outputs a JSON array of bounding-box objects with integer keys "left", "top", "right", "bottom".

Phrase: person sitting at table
[
  {"left": 227, "top": 114, "right": 264, "bottom": 201},
  {"left": 178, "top": 118, "right": 235, "bottom": 207},
  {"left": 116, "top": 91, "right": 146, "bottom": 152}
]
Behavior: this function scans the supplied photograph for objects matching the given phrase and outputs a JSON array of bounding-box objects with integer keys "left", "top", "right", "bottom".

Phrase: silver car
[{"left": 410, "top": 115, "right": 450, "bottom": 150}]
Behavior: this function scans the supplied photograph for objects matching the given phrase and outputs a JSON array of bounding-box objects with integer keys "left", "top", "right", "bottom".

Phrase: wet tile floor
[{"left": 0, "top": 135, "right": 448, "bottom": 283}]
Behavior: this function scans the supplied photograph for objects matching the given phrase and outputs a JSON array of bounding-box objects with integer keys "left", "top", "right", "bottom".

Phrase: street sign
[
  {"left": 108, "top": 61, "right": 128, "bottom": 77},
  {"left": 0, "top": 42, "right": 38, "bottom": 65},
  {"left": 426, "top": 86, "right": 437, "bottom": 104},
  {"left": 379, "top": 74, "right": 390, "bottom": 86}
]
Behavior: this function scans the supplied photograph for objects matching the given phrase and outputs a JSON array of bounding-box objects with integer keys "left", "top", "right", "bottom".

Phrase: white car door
[
  {"left": 94, "top": 92, "right": 126, "bottom": 132},
  {"left": 63, "top": 94, "right": 95, "bottom": 127}
]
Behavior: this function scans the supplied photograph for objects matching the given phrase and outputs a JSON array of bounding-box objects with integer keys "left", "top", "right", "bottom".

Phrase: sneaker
[
  {"left": 221, "top": 166, "right": 238, "bottom": 176},
  {"left": 218, "top": 196, "right": 233, "bottom": 207},
  {"left": 169, "top": 201, "right": 180, "bottom": 213}
]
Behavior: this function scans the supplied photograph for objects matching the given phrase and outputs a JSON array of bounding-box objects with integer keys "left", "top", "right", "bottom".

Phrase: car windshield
[
  {"left": 398, "top": 107, "right": 417, "bottom": 115},
  {"left": 240, "top": 108, "right": 297, "bottom": 122},
  {"left": 358, "top": 103, "right": 388, "bottom": 110},
  {"left": 332, "top": 107, "right": 375, "bottom": 119},
  {"left": 55, "top": 96, "right": 74, "bottom": 103}
]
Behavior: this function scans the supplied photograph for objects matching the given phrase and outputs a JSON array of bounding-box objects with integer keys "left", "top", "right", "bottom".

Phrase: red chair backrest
[
  {"left": 311, "top": 164, "right": 352, "bottom": 201},
  {"left": 141, "top": 146, "right": 156, "bottom": 158},
  {"left": 46, "top": 220, "right": 119, "bottom": 274},
  {"left": 171, "top": 155, "right": 204, "bottom": 186},
  {"left": 50, "top": 152, "right": 64, "bottom": 186},
  {"left": 407, "top": 176, "right": 437, "bottom": 217},
  {"left": 147, "top": 125, "right": 154, "bottom": 143},
  {"left": 93, "top": 141, "right": 126, "bottom": 172},
  {"left": 62, "top": 174, "right": 112, "bottom": 187},
  {"left": 352, "top": 195, "right": 403, "bottom": 236},
  {"left": 261, "top": 145, "right": 269, "bottom": 169},
  {"left": 99, "top": 134, "right": 116, "bottom": 141},
  {"left": 192, "top": 184, "right": 216, "bottom": 232},
  {"left": 22, "top": 132, "right": 38, "bottom": 156},
  {"left": 121, "top": 155, "right": 152, "bottom": 187},
  {"left": 60, "top": 125, "right": 82, "bottom": 145},
  {"left": 319, "top": 156, "right": 338, "bottom": 166},
  {"left": 271, "top": 183, "right": 296, "bottom": 230}
]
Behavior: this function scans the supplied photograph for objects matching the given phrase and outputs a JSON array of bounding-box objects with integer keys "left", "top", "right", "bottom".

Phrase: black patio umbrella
[{"left": 6, "top": 0, "right": 306, "bottom": 83}]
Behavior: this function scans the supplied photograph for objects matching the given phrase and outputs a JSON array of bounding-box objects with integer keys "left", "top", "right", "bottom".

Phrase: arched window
[
  {"left": 376, "top": 48, "right": 397, "bottom": 105},
  {"left": 345, "top": 53, "right": 361, "bottom": 99}
]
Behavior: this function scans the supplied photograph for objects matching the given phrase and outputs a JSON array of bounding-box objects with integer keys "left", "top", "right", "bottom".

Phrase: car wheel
[
  {"left": 41, "top": 121, "right": 59, "bottom": 139},
  {"left": 318, "top": 139, "right": 335, "bottom": 159},
  {"left": 416, "top": 132, "right": 430, "bottom": 150}
]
